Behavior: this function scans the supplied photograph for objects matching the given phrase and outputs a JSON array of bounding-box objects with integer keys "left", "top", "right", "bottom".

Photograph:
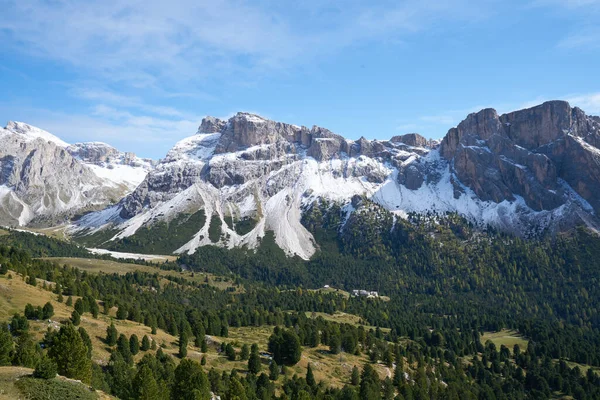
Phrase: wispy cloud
[
  {"left": 0, "top": 0, "right": 492, "bottom": 88},
  {"left": 0, "top": 101, "right": 203, "bottom": 158},
  {"left": 566, "top": 93, "right": 600, "bottom": 114},
  {"left": 531, "top": 0, "right": 600, "bottom": 49},
  {"left": 557, "top": 28, "right": 600, "bottom": 49}
]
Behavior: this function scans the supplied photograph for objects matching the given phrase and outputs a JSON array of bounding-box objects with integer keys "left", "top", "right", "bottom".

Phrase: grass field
[
  {"left": 218, "top": 325, "right": 392, "bottom": 388},
  {"left": 304, "top": 311, "right": 391, "bottom": 334},
  {"left": 481, "top": 329, "right": 529, "bottom": 351},
  {"left": 41, "top": 257, "right": 242, "bottom": 293},
  {"left": 0, "top": 271, "right": 394, "bottom": 389}
]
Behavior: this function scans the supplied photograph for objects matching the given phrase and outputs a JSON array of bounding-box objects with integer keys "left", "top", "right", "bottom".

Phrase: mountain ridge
[
  {"left": 66, "top": 100, "right": 600, "bottom": 259},
  {"left": 2, "top": 101, "right": 599, "bottom": 258}
]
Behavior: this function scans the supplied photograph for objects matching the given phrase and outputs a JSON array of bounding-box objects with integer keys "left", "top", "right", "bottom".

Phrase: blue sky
[{"left": 1, "top": 0, "right": 599, "bottom": 159}]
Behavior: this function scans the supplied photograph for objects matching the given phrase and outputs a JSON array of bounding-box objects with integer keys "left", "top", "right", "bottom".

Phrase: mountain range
[{"left": 3, "top": 100, "right": 600, "bottom": 258}]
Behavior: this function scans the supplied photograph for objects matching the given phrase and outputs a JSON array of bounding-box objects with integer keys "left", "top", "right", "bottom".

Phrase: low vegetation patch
[{"left": 15, "top": 376, "right": 98, "bottom": 400}]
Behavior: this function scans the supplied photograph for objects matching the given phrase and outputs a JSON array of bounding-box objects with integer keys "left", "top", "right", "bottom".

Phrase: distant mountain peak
[
  {"left": 0, "top": 122, "right": 154, "bottom": 227},
  {"left": 4, "top": 121, "right": 70, "bottom": 147}
]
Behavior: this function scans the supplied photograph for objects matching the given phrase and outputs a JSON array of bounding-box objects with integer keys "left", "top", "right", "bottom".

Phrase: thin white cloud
[
  {"left": 0, "top": 0, "right": 492, "bottom": 88},
  {"left": 0, "top": 102, "right": 202, "bottom": 159},
  {"left": 72, "top": 88, "right": 189, "bottom": 118},
  {"left": 530, "top": 0, "right": 600, "bottom": 49},
  {"left": 557, "top": 29, "right": 600, "bottom": 49},
  {"left": 566, "top": 93, "right": 600, "bottom": 114}
]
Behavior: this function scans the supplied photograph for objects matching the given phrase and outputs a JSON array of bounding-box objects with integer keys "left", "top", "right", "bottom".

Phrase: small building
[{"left": 352, "top": 289, "right": 380, "bottom": 298}]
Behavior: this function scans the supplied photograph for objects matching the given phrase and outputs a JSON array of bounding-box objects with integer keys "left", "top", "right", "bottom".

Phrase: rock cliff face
[
  {"left": 75, "top": 103, "right": 600, "bottom": 259},
  {"left": 0, "top": 122, "right": 153, "bottom": 226},
  {"left": 440, "top": 101, "right": 600, "bottom": 214}
]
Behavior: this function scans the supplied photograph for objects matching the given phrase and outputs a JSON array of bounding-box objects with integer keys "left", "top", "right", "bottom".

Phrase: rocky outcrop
[
  {"left": 440, "top": 101, "right": 600, "bottom": 213},
  {"left": 390, "top": 133, "right": 429, "bottom": 147},
  {"left": 0, "top": 123, "right": 129, "bottom": 226},
  {"left": 67, "top": 142, "right": 154, "bottom": 169}
]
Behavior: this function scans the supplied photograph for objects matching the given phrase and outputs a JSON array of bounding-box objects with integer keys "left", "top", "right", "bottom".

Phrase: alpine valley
[
  {"left": 3, "top": 100, "right": 600, "bottom": 400},
  {"left": 2, "top": 100, "right": 600, "bottom": 258}
]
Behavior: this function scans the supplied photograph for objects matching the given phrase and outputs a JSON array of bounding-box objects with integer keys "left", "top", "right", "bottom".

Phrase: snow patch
[{"left": 4, "top": 121, "right": 69, "bottom": 147}]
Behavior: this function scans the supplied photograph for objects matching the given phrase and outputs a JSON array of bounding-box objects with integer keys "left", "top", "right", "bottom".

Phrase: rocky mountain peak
[
  {"left": 390, "top": 133, "right": 429, "bottom": 147},
  {"left": 3, "top": 121, "right": 70, "bottom": 147},
  {"left": 439, "top": 100, "right": 600, "bottom": 215},
  {"left": 199, "top": 116, "right": 227, "bottom": 133}
]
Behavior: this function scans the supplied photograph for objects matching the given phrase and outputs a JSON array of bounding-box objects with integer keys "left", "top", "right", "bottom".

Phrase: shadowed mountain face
[
  {"left": 69, "top": 101, "right": 600, "bottom": 258},
  {"left": 440, "top": 101, "right": 600, "bottom": 214}
]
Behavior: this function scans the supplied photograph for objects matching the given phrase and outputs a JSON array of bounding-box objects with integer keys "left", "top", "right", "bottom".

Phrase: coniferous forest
[{"left": 1, "top": 203, "right": 600, "bottom": 399}]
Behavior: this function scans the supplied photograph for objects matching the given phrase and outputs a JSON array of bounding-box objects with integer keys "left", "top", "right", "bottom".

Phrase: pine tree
[
  {"left": 130, "top": 334, "right": 140, "bottom": 355},
  {"left": 269, "top": 360, "right": 279, "bottom": 381},
  {"left": 179, "top": 331, "right": 188, "bottom": 359},
  {"left": 106, "top": 322, "right": 118, "bottom": 346},
  {"left": 383, "top": 377, "right": 395, "bottom": 400},
  {"left": 42, "top": 302, "right": 54, "bottom": 320},
  {"left": 66, "top": 296, "right": 73, "bottom": 307},
  {"left": 225, "top": 343, "right": 236, "bottom": 361},
  {"left": 48, "top": 323, "right": 92, "bottom": 383},
  {"left": 360, "top": 364, "right": 381, "bottom": 400},
  {"left": 141, "top": 335, "right": 150, "bottom": 351},
  {"left": 78, "top": 327, "right": 92, "bottom": 358},
  {"left": 240, "top": 344, "right": 250, "bottom": 360},
  {"left": 74, "top": 298, "right": 85, "bottom": 315},
  {"left": 71, "top": 310, "right": 81, "bottom": 326},
  {"left": 116, "top": 306, "right": 128, "bottom": 320},
  {"left": 172, "top": 359, "right": 211, "bottom": 400},
  {"left": 268, "top": 328, "right": 302, "bottom": 366},
  {"left": 393, "top": 363, "right": 403, "bottom": 387},
  {"left": 131, "top": 364, "right": 160, "bottom": 400},
  {"left": 57, "top": 293, "right": 63, "bottom": 303},
  {"left": 33, "top": 355, "right": 57, "bottom": 379},
  {"left": 10, "top": 314, "right": 29, "bottom": 336},
  {"left": 351, "top": 365, "right": 360, "bottom": 386},
  {"left": 13, "top": 333, "right": 41, "bottom": 368},
  {"left": 90, "top": 300, "right": 99, "bottom": 319},
  {"left": 117, "top": 334, "right": 132, "bottom": 364},
  {"left": 248, "top": 343, "right": 261, "bottom": 374},
  {"left": 0, "top": 324, "right": 13, "bottom": 366},
  {"left": 150, "top": 317, "right": 157, "bottom": 335},
  {"left": 201, "top": 339, "right": 208, "bottom": 353},
  {"left": 194, "top": 325, "right": 206, "bottom": 348},
  {"left": 107, "top": 351, "right": 133, "bottom": 400},
  {"left": 227, "top": 377, "right": 247, "bottom": 400},
  {"left": 306, "top": 363, "right": 316, "bottom": 388}
]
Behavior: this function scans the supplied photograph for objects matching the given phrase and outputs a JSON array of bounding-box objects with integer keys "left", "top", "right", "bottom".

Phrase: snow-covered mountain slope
[
  {"left": 73, "top": 102, "right": 600, "bottom": 259},
  {"left": 3, "top": 121, "right": 70, "bottom": 147},
  {"left": 67, "top": 142, "right": 155, "bottom": 190},
  {"left": 0, "top": 122, "right": 154, "bottom": 227}
]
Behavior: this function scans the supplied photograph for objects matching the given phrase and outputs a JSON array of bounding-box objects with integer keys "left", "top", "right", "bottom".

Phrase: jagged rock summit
[
  {"left": 74, "top": 102, "right": 600, "bottom": 259},
  {"left": 440, "top": 101, "right": 600, "bottom": 215}
]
